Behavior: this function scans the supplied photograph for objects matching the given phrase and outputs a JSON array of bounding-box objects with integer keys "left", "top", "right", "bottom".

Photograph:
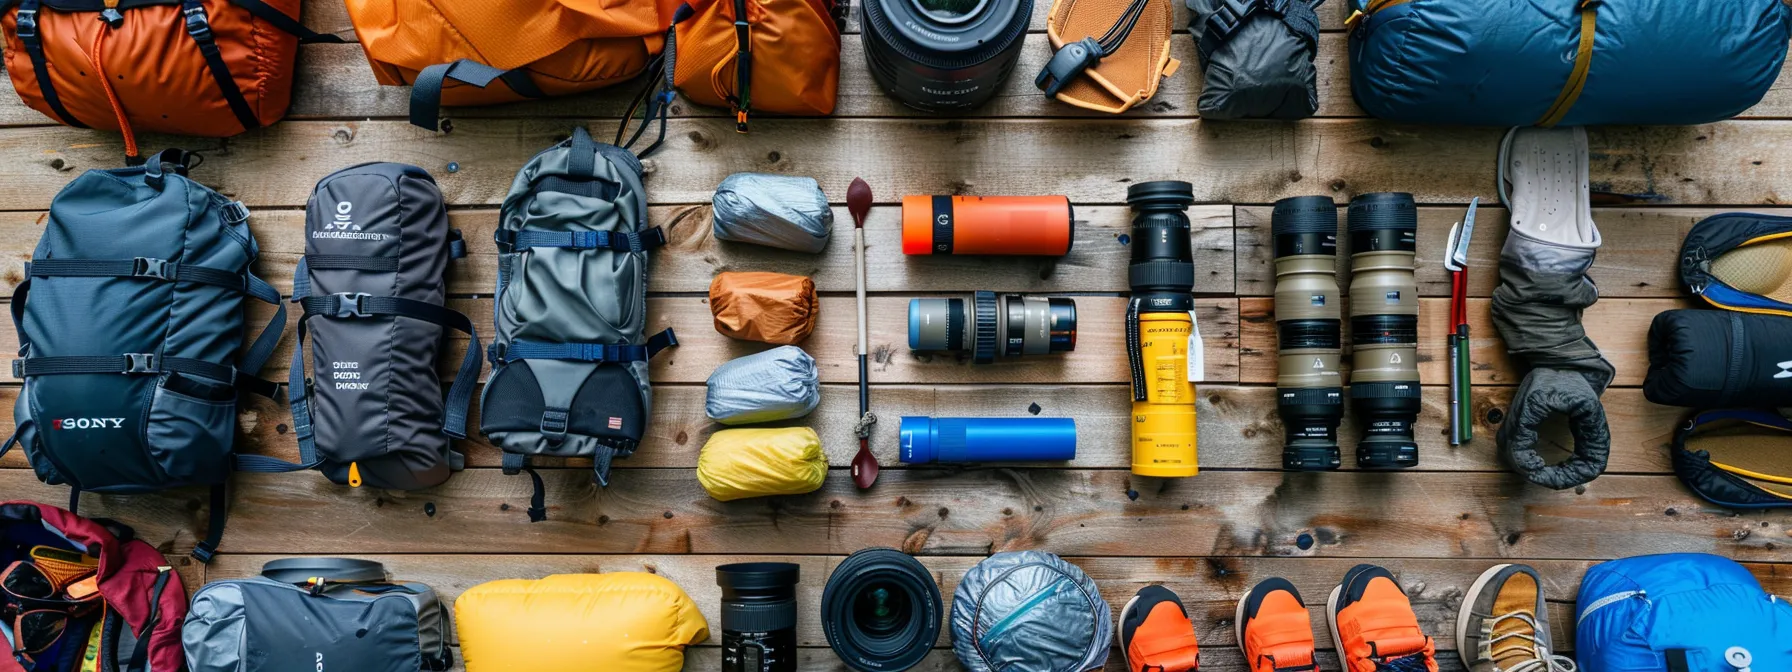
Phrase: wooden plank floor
[{"left": 4, "top": 2, "right": 1791, "bottom": 670}]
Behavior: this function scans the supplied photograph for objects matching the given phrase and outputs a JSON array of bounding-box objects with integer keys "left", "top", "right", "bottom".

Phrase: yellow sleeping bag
[
  {"left": 698, "top": 427, "right": 828, "bottom": 501},
  {"left": 455, "top": 573, "right": 709, "bottom": 672}
]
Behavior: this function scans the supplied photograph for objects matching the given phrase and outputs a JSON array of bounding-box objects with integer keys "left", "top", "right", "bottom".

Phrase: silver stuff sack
[
  {"left": 951, "top": 551, "right": 1111, "bottom": 672},
  {"left": 705, "top": 346, "right": 822, "bottom": 425},
  {"left": 712, "top": 173, "right": 833, "bottom": 253}
]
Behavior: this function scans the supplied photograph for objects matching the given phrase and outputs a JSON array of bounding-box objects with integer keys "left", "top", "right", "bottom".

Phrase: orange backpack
[
  {"left": 346, "top": 0, "right": 683, "bottom": 131},
  {"left": 0, "top": 0, "right": 340, "bottom": 159},
  {"left": 673, "top": 0, "right": 842, "bottom": 131}
]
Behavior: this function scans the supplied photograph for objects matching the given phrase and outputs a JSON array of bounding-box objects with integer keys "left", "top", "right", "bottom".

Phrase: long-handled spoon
[{"left": 848, "top": 177, "right": 880, "bottom": 489}]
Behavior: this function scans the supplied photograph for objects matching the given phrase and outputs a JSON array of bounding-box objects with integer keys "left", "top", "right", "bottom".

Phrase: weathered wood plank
[
  {"left": 10, "top": 120, "right": 1776, "bottom": 210},
  {"left": 1236, "top": 206, "right": 1779, "bottom": 299},
  {"left": 0, "top": 296, "right": 1242, "bottom": 384},
  {"left": 214, "top": 554, "right": 1792, "bottom": 654},
  {"left": 1237, "top": 297, "right": 1687, "bottom": 387},
  {"left": 11, "top": 470, "right": 1786, "bottom": 559},
  {"left": 0, "top": 204, "right": 1235, "bottom": 296},
  {"left": 0, "top": 383, "right": 1687, "bottom": 476}
]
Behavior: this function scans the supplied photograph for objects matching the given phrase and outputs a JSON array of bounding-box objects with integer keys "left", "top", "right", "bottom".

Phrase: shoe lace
[
  {"left": 1481, "top": 610, "right": 1577, "bottom": 672},
  {"left": 1374, "top": 654, "right": 1435, "bottom": 672}
]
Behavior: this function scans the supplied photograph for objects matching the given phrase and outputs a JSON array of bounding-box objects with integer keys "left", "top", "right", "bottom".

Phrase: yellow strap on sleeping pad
[
  {"left": 1537, "top": 0, "right": 1600, "bottom": 127},
  {"left": 1344, "top": 0, "right": 1411, "bottom": 32}
]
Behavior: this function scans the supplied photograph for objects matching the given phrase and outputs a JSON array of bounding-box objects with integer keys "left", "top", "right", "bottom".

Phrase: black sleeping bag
[{"left": 1645, "top": 309, "right": 1792, "bottom": 408}]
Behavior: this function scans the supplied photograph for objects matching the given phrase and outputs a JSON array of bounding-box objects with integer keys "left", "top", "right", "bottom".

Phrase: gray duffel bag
[
  {"left": 184, "top": 558, "right": 451, "bottom": 672},
  {"left": 951, "top": 551, "right": 1111, "bottom": 672},
  {"left": 706, "top": 346, "right": 821, "bottom": 424}
]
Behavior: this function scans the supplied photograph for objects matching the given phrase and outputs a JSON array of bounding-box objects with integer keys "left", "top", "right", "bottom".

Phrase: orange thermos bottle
[{"left": 900, "top": 195, "right": 1075, "bottom": 256}]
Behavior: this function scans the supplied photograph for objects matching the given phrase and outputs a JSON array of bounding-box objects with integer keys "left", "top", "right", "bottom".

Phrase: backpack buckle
[
  {"left": 540, "top": 408, "right": 570, "bottom": 445},
  {"left": 123, "top": 353, "right": 158, "bottom": 375},
  {"left": 182, "top": 5, "right": 213, "bottom": 42},
  {"left": 220, "top": 201, "right": 250, "bottom": 224},
  {"left": 132, "top": 257, "right": 174, "bottom": 281},
  {"left": 331, "top": 293, "right": 372, "bottom": 318},
  {"left": 16, "top": 9, "right": 37, "bottom": 39}
]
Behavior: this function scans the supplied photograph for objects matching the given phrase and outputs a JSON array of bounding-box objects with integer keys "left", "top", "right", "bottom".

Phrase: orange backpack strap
[{"left": 409, "top": 60, "right": 549, "bottom": 131}]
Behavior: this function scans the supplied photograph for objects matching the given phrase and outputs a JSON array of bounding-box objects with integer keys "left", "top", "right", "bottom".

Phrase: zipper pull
[
  {"left": 348, "top": 462, "right": 363, "bottom": 488},
  {"left": 99, "top": 8, "right": 123, "bottom": 28}
]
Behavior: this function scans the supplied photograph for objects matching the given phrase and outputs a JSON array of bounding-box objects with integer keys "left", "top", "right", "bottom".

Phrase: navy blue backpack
[{"left": 1, "top": 150, "right": 286, "bottom": 562}]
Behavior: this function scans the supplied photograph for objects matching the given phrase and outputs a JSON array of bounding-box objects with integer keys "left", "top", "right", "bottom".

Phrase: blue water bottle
[{"left": 898, "top": 417, "right": 1076, "bottom": 464}]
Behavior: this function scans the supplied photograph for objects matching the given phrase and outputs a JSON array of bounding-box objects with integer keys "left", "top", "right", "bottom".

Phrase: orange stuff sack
[
  {"left": 674, "top": 0, "right": 841, "bottom": 131},
  {"left": 1, "top": 0, "right": 338, "bottom": 158},
  {"left": 710, "top": 271, "right": 818, "bottom": 344},
  {"left": 345, "top": 0, "right": 683, "bottom": 130}
]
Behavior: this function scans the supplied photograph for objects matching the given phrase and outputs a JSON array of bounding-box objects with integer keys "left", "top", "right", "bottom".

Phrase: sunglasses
[{"left": 2, "top": 606, "right": 69, "bottom": 661}]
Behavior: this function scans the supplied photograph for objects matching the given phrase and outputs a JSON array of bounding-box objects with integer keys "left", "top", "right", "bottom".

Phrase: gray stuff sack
[
  {"left": 951, "top": 550, "right": 1111, "bottom": 672},
  {"left": 184, "top": 558, "right": 451, "bottom": 672},
  {"left": 1187, "top": 0, "right": 1323, "bottom": 119},
  {"left": 481, "top": 127, "right": 678, "bottom": 518},
  {"left": 245, "top": 163, "right": 483, "bottom": 491},
  {"left": 712, "top": 173, "right": 832, "bottom": 253},
  {"left": 706, "top": 346, "right": 821, "bottom": 424}
]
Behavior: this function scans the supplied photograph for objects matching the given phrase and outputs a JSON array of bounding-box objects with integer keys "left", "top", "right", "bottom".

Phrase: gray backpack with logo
[
  {"left": 184, "top": 558, "right": 451, "bottom": 672},
  {"left": 480, "top": 127, "right": 676, "bottom": 519},
  {"left": 2, "top": 149, "right": 287, "bottom": 562},
  {"left": 241, "top": 163, "right": 482, "bottom": 490}
]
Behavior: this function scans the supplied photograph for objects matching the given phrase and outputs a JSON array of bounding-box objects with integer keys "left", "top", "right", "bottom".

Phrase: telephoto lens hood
[{"left": 822, "top": 548, "right": 943, "bottom": 672}]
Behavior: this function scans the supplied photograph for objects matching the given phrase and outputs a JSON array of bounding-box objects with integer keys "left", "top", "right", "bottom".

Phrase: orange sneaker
[
  {"left": 1326, "top": 565, "right": 1439, "bottom": 672},
  {"left": 1119, "top": 585, "right": 1200, "bottom": 672},
  {"left": 1235, "top": 578, "right": 1318, "bottom": 671}
]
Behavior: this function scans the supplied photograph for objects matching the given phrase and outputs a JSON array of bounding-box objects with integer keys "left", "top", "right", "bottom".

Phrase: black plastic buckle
[
  {"left": 11, "top": 360, "right": 23, "bottom": 379},
  {"left": 182, "top": 5, "right": 213, "bottom": 42},
  {"left": 123, "top": 353, "right": 158, "bottom": 375},
  {"left": 1035, "top": 37, "right": 1104, "bottom": 97},
  {"left": 132, "top": 257, "right": 174, "bottom": 281},
  {"left": 16, "top": 9, "right": 37, "bottom": 40},
  {"left": 539, "top": 408, "right": 570, "bottom": 443},
  {"left": 331, "top": 292, "right": 372, "bottom": 318},
  {"left": 1203, "top": 0, "right": 1281, "bottom": 59},
  {"left": 486, "top": 342, "right": 506, "bottom": 365}
]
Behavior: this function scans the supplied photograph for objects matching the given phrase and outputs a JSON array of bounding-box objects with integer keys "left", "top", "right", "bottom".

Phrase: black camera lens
[
  {"left": 1126, "top": 181, "right": 1197, "bottom": 302},
  {"left": 1273, "top": 196, "right": 1344, "bottom": 471},
  {"left": 822, "top": 548, "right": 942, "bottom": 672},
  {"left": 862, "top": 0, "right": 1032, "bottom": 111},
  {"left": 718, "top": 562, "right": 801, "bottom": 672},
  {"left": 908, "top": 292, "right": 1077, "bottom": 363},
  {"left": 1346, "top": 192, "right": 1421, "bottom": 469}
]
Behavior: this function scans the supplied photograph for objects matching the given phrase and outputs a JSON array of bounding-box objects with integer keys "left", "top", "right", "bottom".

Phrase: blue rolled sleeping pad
[{"left": 1347, "top": 0, "right": 1792, "bottom": 126}]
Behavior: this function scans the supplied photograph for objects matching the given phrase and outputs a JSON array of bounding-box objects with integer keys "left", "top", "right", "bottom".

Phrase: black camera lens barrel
[
  {"left": 1126, "top": 180, "right": 1197, "bottom": 310},
  {"left": 718, "top": 562, "right": 802, "bottom": 672},
  {"left": 1346, "top": 192, "right": 1421, "bottom": 469},
  {"left": 861, "top": 0, "right": 1032, "bottom": 111},
  {"left": 822, "top": 548, "right": 943, "bottom": 672},
  {"left": 1272, "top": 195, "right": 1345, "bottom": 471}
]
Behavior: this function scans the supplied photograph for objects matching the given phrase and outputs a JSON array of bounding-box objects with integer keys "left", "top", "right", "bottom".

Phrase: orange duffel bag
[
  {"left": 1, "top": 0, "right": 342, "bottom": 158},
  {"left": 346, "top": 0, "right": 684, "bottom": 131},
  {"left": 673, "top": 0, "right": 842, "bottom": 131}
]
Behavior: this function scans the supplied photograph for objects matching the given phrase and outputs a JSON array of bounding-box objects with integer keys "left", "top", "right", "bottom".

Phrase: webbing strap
[
  {"left": 14, "top": 354, "right": 235, "bottom": 382},
  {"left": 238, "top": 271, "right": 286, "bottom": 387},
  {"left": 498, "top": 329, "right": 677, "bottom": 364},
  {"left": 493, "top": 227, "right": 667, "bottom": 253},
  {"left": 303, "top": 255, "right": 399, "bottom": 272},
  {"left": 190, "top": 483, "right": 227, "bottom": 563},
  {"left": 299, "top": 293, "right": 484, "bottom": 439},
  {"left": 29, "top": 258, "right": 250, "bottom": 292},
  {"left": 409, "top": 60, "right": 546, "bottom": 131},
  {"left": 1536, "top": 1, "right": 1599, "bottom": 128},
  {"left": 260, "top": 557, "right": 386, "bottom": 584},
  {"left": 226, "top": 0, "right": 347, "bottom": 43},
  {"left": 15, "top": 0, "right": 84, "bottom": 127},
  {"left": 567, "top": 126, "right": 597, "bottom": 178},
  {"left": 183, "top": 0, "right": 260, "bottom": 133}
]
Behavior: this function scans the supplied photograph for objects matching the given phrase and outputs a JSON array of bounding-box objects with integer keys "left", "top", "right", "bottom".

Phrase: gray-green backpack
[{"left": 480, "top": 127, "right": 676, "bottom": 520}]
